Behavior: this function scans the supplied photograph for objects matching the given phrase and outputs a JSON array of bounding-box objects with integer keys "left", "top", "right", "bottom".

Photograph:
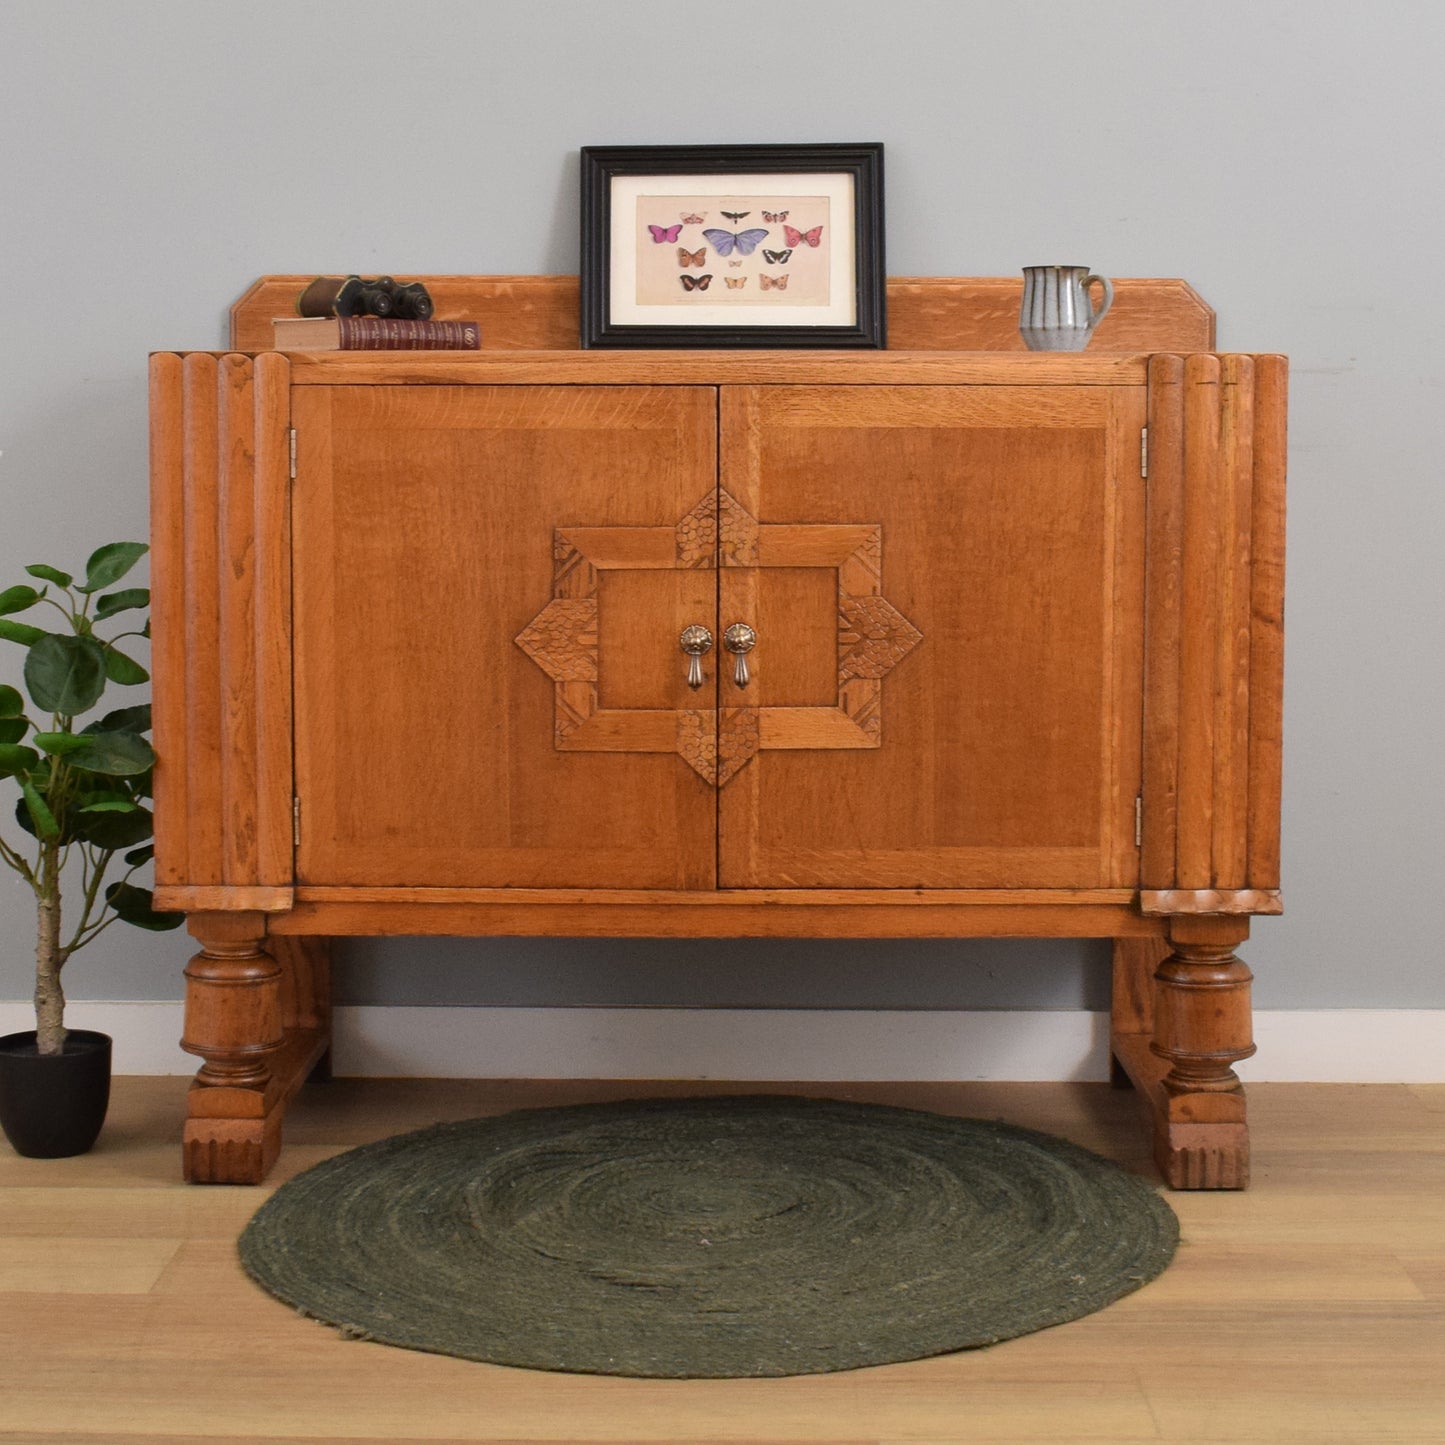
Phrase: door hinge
[
  {"left": 292, "top": 796, "right": 301, "bottom": 847},
  {"left": 288, "top": 428, "right": 297, "bottom": 480},
  {"left": 1135, "top": 795, "right": 1143, "bottom": 848},
  {"left": 1140, "top": 426, "right": 1149, "bottom": 479}
]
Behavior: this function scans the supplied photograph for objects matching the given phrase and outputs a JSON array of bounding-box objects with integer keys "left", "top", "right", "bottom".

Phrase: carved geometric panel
[{"left": 517, "top": 489, "right": 922, "bottom": 789}]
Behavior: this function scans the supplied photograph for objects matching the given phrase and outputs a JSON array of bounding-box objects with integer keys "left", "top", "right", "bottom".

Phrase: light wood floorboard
[{"left": 1, "top": 1077, "right": 1442, "bottom": 1443}]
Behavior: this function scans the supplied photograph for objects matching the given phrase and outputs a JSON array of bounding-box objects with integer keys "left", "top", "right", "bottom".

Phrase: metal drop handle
[
  {"left": 679, "top": 624, "right": 713, "bottom": 689},
  {"left": 723, "top": 622, "right": 757, "bottom": 688}
]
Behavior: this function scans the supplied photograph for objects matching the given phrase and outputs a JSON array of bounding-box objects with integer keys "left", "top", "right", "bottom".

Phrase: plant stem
[{"left": 34, "top": 836, "right": 65, "bottom": 1055}]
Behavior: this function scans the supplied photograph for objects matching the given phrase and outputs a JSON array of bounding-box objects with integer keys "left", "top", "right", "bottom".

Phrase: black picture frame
[{"left": 580, "top": 143, "right": 885, "bottom": 349}]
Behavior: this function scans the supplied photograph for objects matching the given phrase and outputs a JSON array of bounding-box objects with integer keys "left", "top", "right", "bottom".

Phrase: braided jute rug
[{"left": 239, "top": 1094, "right": 1177, "bottom": 1377}]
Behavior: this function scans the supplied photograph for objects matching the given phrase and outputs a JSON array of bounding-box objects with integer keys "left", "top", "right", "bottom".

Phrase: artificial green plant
[{"left": 0, "top": 542, "right": 182, "bottom": 1055}]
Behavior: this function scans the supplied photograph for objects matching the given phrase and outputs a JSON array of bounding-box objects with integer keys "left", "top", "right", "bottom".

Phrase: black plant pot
[{"left": 0, "top": 1029, "right": 112, "bottom": 1158}]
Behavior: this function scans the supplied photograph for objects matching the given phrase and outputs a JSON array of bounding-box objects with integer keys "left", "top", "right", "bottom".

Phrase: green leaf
[
  {"left": 124, "top": 844, "right": 155, "bottom": 866},
  {"left": 34, "top": 731, "right": 88, "bottom": 756},
  {"left": 0, "top": 685, "right": 22, "bottom": 717},
  {"left": 105, "top": 882, "right": 185, "bottom": 931},
  {"left": 93, "top": 704, "right": 151, "bottom": 734},
  {"left": 13, "top": 796, "right": 35, "bottom": 839},
  {"left": 24, "top": 634, "right": 108, "bottom": 714},
  {"left": 0, "top": 585, "right": 42, "bottom": 615},
  {"left": 20, "top": 781, "right": 59, "bottom": 839},
  {"left": 0, "top": 620, "right": 46, "bottom": 645},
  {"left": 95, "top": 588, "right": 149, "bottom": 619},
  {"left": 63, "top": 730, "right": 155, "bottom": 776},
  {"left": 73, "top": 802, "right": 153, "bottom": 849},
  {"left": 102, "top": 646, "right": 149, "bottom": 686},
  {"left": 0, "top": 718, "right": 28, "bottom": 745},
  {"left": 0, "top": 743, "right": 39, "bottom": 776},
  {"left": 25, "top": 565, "right": 71, "bottom": 587},
  {"left": 79, "top": 543, "right": 147, "bottom": 594}
]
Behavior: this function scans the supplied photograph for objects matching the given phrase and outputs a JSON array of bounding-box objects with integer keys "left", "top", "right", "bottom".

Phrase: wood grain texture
[
  {"left": 290, "top": 385, "right": 717, "bottom": 888},
  {"left": 179, "top": 353, "right": 222, "bottom": 884},
  {"left": 230, "top": 274, "right": 1215, "bottom": 353},
  {"left": 147, "top": 354, "right": 188, "bottom": 885},
  {"left": 283, "top": 350, "right": 1151, "bottom": 387},
  {"left": 1141, "top": 354, "right": 1185, "bottom": 889},
  {"left": 719, "top": 384, "right": 1145, "bottom": 889},
  {"left": 1175, "top": 353, "right": 1223, "bottom": 889},
  {"left": 270, "top": 898, "right": 1157, "bottom": 939},
  {"left": 151, "top": 352, "right": 294, "bottom": 892},
  {"left": 1248, "top": 355, "right": 1288, "bottom": 889},
  {"left": 1140, "top": 355, "right": 1285, "bottom": 913}
]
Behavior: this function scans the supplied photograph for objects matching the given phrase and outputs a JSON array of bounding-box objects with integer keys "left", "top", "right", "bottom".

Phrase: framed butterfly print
[{"left": 580, "top": 143, "right": 885, "bottom": 349}]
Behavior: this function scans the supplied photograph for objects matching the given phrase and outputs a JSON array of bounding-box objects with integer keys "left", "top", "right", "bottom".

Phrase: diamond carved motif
[
  {"left": 838, "top": 595, "right": 923, "bottom": 681},
  {"left": 514, "top": 598, "right": 598, "bottom": 682}
]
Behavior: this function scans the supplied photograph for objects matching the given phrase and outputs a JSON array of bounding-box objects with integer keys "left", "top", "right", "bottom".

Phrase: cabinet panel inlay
[{"left": 518, "top": 490, "right": 922, "bottom": 786}]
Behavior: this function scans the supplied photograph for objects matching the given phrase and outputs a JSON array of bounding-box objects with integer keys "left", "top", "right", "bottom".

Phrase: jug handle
[{"left": 1086, "top": 274, "right": 1114, "bottom": 331}]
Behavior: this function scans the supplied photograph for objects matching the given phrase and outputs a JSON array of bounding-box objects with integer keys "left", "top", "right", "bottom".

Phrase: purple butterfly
[
  {"left": 702, "top": 227, "right": 770, "bottom": 257},
  {"left": 648, "top": 223, "right": 683, "bottom": 243}
]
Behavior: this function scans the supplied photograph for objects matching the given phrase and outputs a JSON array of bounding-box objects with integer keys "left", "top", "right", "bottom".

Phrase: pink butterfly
[
  {"left": 782, "top": 224, "right": 823, "bottom": 248},
  {"left": 763, "top": 210, "right": 790, "bottom": 223},
  {"left": 648, "top": 224, "right": 683, "bottom": 243},
  {"left": 680, "top": 212, "right": 706, "bottom": 224}
]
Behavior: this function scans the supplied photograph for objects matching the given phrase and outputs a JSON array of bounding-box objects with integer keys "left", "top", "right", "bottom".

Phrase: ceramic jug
[{"left": 1019, "top": 266, "right": 1114, "bottom": 351}]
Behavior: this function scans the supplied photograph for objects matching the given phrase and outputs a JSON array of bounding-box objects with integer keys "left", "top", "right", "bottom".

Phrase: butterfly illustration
[
  {"left": 762, "top": 248, "right": 793, "bottom": 265},
  {"left": 721, "top": 210, "right": 751, "bottom": 222},
  {"left": 725, "top": 276, "right": 748, "bottom": 289},
  {"left": 759, "top": 273, "right": 789, "bottom": 291},
  {"left": 680, "top": 212, "right": 706, "bottom": 224},
  {"left": 679, "top": 274, "right": 713, "bottom": 292},
  {"left": 678, "top": 247, "right": 707, "bottom": 267},
  {"left": 782, "top": 224, "right": 823, "bottom": 248},
  {"left": 648, "top": 223, "right": 684, "bottom": 243},
  {"left": 728, "top": 259, "right": 744, "bottom": 267},
  {"left": 703, "top": 227, "right": 770, "bottom": 257},
  {"left": 763, "top": 209, "right": 790, "bottom": 223}
]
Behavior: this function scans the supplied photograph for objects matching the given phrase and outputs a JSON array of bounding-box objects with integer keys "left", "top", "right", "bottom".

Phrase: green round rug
[{"left": 239, "top": 1094, "right": 1177, "bottom": 1377}]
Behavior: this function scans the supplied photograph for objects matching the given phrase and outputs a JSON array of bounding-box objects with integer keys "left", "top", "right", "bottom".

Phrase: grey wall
[{"left": 1, "top": 0, "right": 1440, "bottom": 1014}]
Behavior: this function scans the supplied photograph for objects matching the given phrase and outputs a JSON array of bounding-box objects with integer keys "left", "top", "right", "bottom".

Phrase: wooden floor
[{"left": 1, "top": 1077, "right": 1442, "bottom": 1445}]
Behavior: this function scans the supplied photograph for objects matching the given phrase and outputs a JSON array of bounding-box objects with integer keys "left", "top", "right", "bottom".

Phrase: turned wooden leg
[
  {"left": 1150, "top": 916, "right": 1256, "bottom": 1189},
  {"left": 180, "top": 912, "right": 284, "bottom": 1184},
  {"left": 179, "top": 917, "right": 336, "bottom": 1184}
]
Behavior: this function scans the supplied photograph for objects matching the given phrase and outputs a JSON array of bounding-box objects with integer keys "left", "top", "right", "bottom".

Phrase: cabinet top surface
[{"left": 164, "top": 349, "right": 1187, "bottom": 386}]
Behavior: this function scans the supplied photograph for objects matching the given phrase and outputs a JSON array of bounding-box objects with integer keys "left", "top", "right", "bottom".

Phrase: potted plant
[{"left": 0, "top": 542, "right": 183, "bottom": 1158}]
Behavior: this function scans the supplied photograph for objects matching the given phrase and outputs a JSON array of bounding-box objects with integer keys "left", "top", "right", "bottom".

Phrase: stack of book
[{"left": 271, "top": 315, "right": 481, "bottom": 351}]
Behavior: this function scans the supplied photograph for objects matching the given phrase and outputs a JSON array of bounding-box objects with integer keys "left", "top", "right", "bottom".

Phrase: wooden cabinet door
[
  {"left": 717, "top": 384, "right": 1147, "bottom": 889},
  {"left": 292, "top": 385, "right": 718, "bottom": 888}
]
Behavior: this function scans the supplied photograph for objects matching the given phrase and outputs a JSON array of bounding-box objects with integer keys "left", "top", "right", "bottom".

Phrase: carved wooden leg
[
  {"left": 1150, "top": 916, "right": 1256, "bottom": 1189},
  {"left": 180, "top": 912, "right": 284, "bottom": 1184},
  {"left": 179, "top": 919, "right": 336, "bottom": 1184}
]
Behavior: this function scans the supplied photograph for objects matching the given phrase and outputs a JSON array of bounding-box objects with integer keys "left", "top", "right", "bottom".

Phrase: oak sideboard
[{"left": 150, "top": 276, "right": 1284, "bottom": 1188}]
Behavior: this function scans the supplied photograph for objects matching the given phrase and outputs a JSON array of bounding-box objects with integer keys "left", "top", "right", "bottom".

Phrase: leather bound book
[{"left": 271, "top": 316, "right": 480, "bottom": 350}]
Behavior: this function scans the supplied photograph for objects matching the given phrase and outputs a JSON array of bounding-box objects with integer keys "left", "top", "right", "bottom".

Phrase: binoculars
[{"left": 297, "top": 275, "right": 434, "bottom": 321}]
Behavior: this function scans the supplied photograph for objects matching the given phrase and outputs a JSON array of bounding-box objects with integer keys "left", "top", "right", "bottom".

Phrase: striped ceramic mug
[{"left": 1019, "top": 266, "right": 1114, "bottom": 351}]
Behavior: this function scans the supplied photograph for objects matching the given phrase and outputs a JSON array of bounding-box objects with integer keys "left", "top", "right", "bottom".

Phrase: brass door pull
[
  {"left": 723, "top": 622, "right": 757, "bottom": 688},
  {"left": 679, "top": 624, "right": 713, "bottom": 689}
]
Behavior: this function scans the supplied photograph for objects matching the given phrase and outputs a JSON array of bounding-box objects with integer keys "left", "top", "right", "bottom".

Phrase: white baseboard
[{"left": 2, "top": 1002, "right": 1443, "bottom": 1082}]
